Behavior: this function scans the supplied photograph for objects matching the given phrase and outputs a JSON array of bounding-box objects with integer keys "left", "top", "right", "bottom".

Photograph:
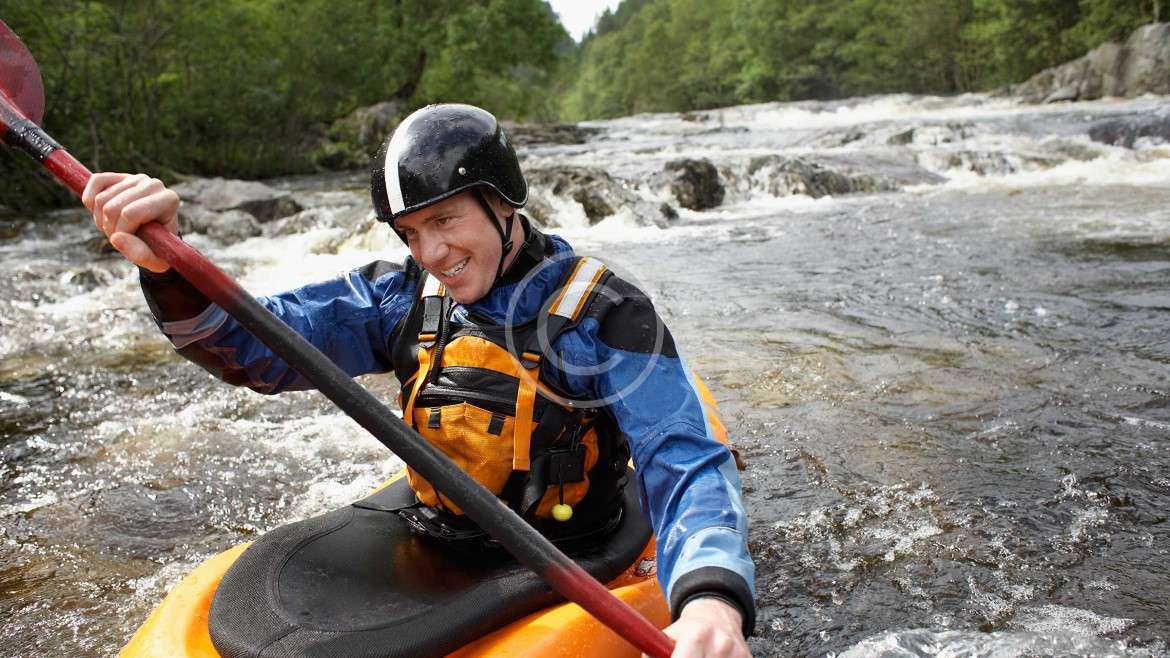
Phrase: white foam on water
[
  {"left": 590, "top": 93, "right": 1168, "bottom": 136},
  {"left": 224, "top": 228, "right": 408, "bottom": 296},
  {"left": 555, "top": 207, "right": 669, "bottom": 245},
  {"left": 0, "top": 390, "right": 29, "bottom": 404},
  {"left": 280, "top": 465, "right": 403, "bottom": 522},
  {"left": 832, "top": 627, "right": 1151, "bottom": 658},
  {"left": 928, "top": 148, "right": 1170, "bottom": 191},
  {"left": 0, "top": 493, "right": 60, "bottom": 518},
  {"left": 1123, "top": 416, "right": 1170, "bottom": 431},
  {"left": 1013, "top": 604, "right": 1135, "bottom": 636}
]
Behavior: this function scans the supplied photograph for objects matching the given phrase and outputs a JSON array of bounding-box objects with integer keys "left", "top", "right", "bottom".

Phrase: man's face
[{"left": 394, "top": 191, "right": 503, "bottom": 304}]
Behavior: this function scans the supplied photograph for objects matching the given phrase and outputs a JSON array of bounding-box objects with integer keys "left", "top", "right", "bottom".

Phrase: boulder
[
  {"left": 315, "top": 101, "right": 407, "bottom": 170},
  {"left": 500, "top": 121, "right": 601, "bottom": 147},
  {"left": 172, "top": 177, "right": 302, "bottom": 223},
  {"left": 746, "top": 155, "right": 897, "bottom": 198},
  {"left": 1089, "top": 112, "right": 1170, "bottom": 148},
  {"left": 885, "top": 122, "right": 976, "bottom": 147},
  {"left": 663, "top": 158, "right": 724, "bottom": 210},
  {"left": 178, "top": 205, "right": 262, "bottom": 242},
  {"left": 1013, "top": 22, "right": 1170, "bottom": 103},
  {"left": 526, "top": 165, "right": 675, "bottom": 227},
  {"left": 265, "top": 204, "right": 374, "bottom": 237},
  {"left": 1121, "top": 22, "right": 1170, "bottom": 95},
  {"left": 527, "top": 166, "right": 622, "bottom": 224}
]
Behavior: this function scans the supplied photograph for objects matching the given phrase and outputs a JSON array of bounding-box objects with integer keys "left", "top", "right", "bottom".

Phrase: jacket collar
[{"left": 462, "top": 220, "right": 575, "bottom": 325}]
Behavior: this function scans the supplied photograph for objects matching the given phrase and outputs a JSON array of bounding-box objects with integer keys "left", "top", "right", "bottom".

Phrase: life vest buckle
[{"left": 547, "top": 444, "right": 587, "bottom": 485}]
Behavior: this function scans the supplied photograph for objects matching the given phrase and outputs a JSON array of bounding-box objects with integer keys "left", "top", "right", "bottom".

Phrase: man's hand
[
  {"left": 82, "top": 172, "right": 180, "bottom": 273},
  {"left": 646, "top": 597, "right": 751, "bottom": 658}
]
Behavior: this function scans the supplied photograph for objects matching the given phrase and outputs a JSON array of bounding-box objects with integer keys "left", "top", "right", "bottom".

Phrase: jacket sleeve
[
  {"left": 555, "top": 281, "right": 757, "bottom": 636},
  {"left": 138, "top": 261, "right": 414, "bottom": 394}
]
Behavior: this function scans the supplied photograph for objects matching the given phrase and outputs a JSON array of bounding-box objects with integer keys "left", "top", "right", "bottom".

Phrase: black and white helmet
[{"left": 370, "top": 103, "right": 527, "bottom": 239}]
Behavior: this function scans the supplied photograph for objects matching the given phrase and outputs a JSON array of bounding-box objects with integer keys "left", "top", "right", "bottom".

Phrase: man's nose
[{"left": 415, "top": 231, "right": 449, "bottom": 269}]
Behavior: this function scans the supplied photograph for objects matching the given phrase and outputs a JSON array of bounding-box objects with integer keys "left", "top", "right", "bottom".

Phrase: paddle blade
[{"left": 0, "top": 19, "right": 45, "bottom": 130}]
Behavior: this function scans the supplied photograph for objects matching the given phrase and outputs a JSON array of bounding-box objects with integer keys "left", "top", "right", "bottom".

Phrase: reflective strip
[
  {"left": 549, "top": 257, "right": 606, "bottom": 321},
  {"left": 160, "top": 304, "right": 228, "bottom": 349},
  {"left": 384, "top": 108, "right": 425, "bottom": 214}
]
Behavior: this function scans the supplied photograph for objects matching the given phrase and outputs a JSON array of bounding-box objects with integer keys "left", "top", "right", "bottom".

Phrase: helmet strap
[{"left": 473, "top": 188, "right": 516, "bottom": 284}]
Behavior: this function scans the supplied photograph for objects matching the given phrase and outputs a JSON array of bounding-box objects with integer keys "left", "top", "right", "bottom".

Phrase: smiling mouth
[{"left": 441, "top": 258, "right": 469, "bottom": 278}]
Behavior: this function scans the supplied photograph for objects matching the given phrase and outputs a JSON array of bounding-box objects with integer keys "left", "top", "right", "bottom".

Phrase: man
[{"left": 84, "top": 104, "right": 754, "bottom": 658}]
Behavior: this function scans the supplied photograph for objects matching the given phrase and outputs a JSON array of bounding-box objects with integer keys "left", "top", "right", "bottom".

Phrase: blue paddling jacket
[{"left": 140, "top": 225, "right": 756, "bottom": 634}]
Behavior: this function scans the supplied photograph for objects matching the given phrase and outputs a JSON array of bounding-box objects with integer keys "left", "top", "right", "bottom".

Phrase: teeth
[{"left": 442, "top": 258, "right": 468, "bottom": 277}]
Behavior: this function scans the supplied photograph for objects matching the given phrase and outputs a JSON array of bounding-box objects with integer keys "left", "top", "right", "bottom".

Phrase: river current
[{"left": 1, "top": 93, "right": 1168, "bottom": 657}]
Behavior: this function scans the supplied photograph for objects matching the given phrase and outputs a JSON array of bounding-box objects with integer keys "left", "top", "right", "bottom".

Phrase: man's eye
[{"left": 435, "top": 217, "right": 451, "bottom": 226}]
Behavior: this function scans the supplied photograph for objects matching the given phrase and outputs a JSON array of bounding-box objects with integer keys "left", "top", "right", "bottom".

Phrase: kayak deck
[{"left": 121, "top": 541, "right": 667, "bottom": 658}]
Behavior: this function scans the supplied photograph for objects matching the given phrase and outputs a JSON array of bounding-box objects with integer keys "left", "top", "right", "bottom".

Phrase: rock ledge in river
[
  {"left": 178, "top": 206, "right": 262, "bottom": 243},
  {"left": 1013, "top": 22, "right": 1170, "bottom": 103},
  {"left": 664, "top": 158, "right": 725, "bottom": 210},
  {"left": 1089, "top": 111, "right": 1170, "bottom": 147},
  {"left": 500, "top": 121, "right": 601, "bottom": 147},
  {"left": 747, "top": 156, "right": 896, "bottom": 198},
  {"left": 315, "top": 101, "right": 407, "bottom": 170},
  {"left": 172, "top": 177, "right": 303, "bottom": 223},
  {"left": 526, "top": 166, "right": 675, "bottom": 228}
]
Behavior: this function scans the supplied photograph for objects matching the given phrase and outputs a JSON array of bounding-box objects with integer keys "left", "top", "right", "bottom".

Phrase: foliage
[
  {"left": 563, "top": 0, "right": 1166, "bottom": 119},
  {"left": 1, "top": 0, "right": 570, "bottom": 210}
]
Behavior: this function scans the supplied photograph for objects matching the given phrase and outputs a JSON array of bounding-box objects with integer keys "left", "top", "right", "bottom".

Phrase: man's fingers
[
  {"left": 93, "top": 174, "right": 148, "bottom": 235},
  {"left": 101, "top": 176, "right": 154, "bottom": 235},
  {"left": 110, "top": 232, "right": 170, "bottom": 273},
  {"left": 116, "top": 183, "right": 179, "bottom": 236},
  {"left": 82, "top": 172, "right": 130, "bottom": 210}
]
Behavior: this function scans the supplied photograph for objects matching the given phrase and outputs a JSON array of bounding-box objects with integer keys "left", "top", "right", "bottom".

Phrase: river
[{"left": 1, "top": 92, "right": 1168, "bottom": 657}]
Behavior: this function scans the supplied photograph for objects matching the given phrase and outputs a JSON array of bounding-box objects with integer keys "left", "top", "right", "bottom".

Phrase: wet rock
[
  {"left": 664, "top": 158, "right": 724, "bottom": 210},
  {"left": 179, "top": 206, "right": 261, "bottom": 243},
  {"left": 888, "top": 129, "right": 916, "bottom": 146},
  {"left": 500, "top": 121, "right": 601, "bottom": 147},
  {"left": 315, "top": 101, "right": 407, "bottom": 170},
  {"left": 886, "top": 123, "right": 976, "bottom": 147},
  {"left": 60, "top": 265, "right": 118, "bottom": 291},
  {"left": 527, "top": 166, "right": 624, "bottom": 224},
  {"left": 521, "top": 196, "right": 553, "bottom": 227},
  {"left": 1042, "top": 138, "right": 1108, "bottom": 161},
  {"left": 918, "top": 151, "right": 1019, "bottom": 176},
  {"left": 526, "top": 166, "right": 674, "bottom": 228},
  {"left": 265, "top": 204, "right": 375, "bottom": 237},
  {"left": 1043, "top": 83, "right": 1081, "bottom": 104},
  {"left": 172, "top": 177, "right": 302, "bottom": 223},
  {"left": 816, "top": 129, "right": 865, "bottom": 147},
  {"left": 1089, "top": 112, "right": 1170, "bottom": 148},
  {"left": 1013, "top": 22, "right": 1170, "bottom": 103},
  {"left": 746, "top": 155, "right": 896, "bottom": 198},
  {"left": 84, "top": 235, "right": 118, "bottom": 256}
]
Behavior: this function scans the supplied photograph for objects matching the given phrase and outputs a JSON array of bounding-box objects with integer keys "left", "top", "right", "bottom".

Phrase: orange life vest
[{"left": 393, "top": 257, "right": 627, "bottom": 524}]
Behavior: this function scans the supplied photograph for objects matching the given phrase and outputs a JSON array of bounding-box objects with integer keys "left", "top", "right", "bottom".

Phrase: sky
[{"left": 548, "top": 0, "right": 624, "bottom": 42}]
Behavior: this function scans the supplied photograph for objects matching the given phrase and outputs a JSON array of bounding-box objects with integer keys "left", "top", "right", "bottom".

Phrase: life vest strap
[{"left": 513, "top": 368, "right": 537, "bottom": 471}]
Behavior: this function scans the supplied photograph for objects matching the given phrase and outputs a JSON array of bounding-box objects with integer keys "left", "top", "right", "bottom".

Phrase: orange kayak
[
  {"left": 120, "top": 474, "right": 667, "bottom": 658},
  {"left": 120, "top": 379, "right": 732, "bottom": 657}
]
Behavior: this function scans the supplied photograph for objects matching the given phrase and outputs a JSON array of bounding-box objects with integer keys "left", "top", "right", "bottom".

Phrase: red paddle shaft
[{"left": 0, "top": 36, "right": 674, "bottom": 658}]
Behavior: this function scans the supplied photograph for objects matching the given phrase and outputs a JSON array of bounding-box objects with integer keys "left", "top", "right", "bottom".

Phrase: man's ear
[{"left": 486, "top": 189, "right": 514, "bottom": 218}]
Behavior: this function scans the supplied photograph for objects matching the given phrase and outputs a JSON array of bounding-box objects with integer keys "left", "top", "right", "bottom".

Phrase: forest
[{"left": 1, "top": 0, "right": 1164, "bottom": 209}]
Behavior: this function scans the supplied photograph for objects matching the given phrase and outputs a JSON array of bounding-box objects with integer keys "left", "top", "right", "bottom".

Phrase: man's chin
[{"left": 446, "top": 281, "right": 488, "bottom": 305}]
